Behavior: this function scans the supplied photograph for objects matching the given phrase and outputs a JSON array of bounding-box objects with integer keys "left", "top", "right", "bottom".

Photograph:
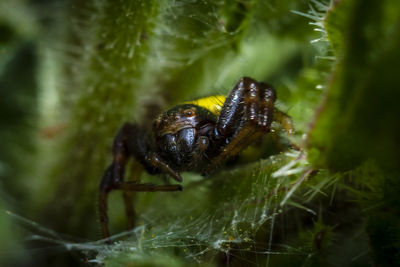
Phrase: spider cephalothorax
[
  {"left": 99, "top": 77, "right": 295, "bottom": 239},
  {"left": 152, "top": 104, "right": 216, "bottom": 170}
]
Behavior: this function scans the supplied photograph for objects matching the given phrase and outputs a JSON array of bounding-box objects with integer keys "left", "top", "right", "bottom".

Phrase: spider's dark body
[
  {"left": 153, "top": 104, "right": 216, "bottom": 172},
  {"left": 99, "top": 77, "right": 295, "bottom": 239}
]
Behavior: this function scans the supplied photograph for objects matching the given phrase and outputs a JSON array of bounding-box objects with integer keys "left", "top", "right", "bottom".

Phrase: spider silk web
[{"left": 9, "top": 149, "right": 319, "bottom": 265}]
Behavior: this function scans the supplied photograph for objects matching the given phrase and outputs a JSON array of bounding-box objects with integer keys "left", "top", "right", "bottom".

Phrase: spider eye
[{"left": 184, "top": 109, "right": 195, "bottom": 117}]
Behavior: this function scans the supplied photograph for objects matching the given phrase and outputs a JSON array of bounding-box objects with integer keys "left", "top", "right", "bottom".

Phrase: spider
[{"left": 99, "top": 77, "right": 295, "bottom": 239}]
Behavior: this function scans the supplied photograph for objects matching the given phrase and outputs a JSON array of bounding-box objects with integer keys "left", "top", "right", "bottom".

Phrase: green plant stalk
[
  {"left": 41, "top": 0, "right": 161, "bottom": 238},
  {"left": 309, "top": 0, "right": 400, "bottom": 265}
]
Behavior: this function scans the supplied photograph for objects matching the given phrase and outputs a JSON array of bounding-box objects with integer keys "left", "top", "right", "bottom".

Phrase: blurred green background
[{"left": 1, "top": 0, "right": 399, "bottom": 266}]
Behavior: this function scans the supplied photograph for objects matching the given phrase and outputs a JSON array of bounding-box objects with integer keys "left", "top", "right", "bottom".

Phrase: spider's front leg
[
  {"left": 99, "top": 123, "right": 182, "bottom": 240},
  {"left": 205, "top": 77, "right": 277, "bottom": 172}
]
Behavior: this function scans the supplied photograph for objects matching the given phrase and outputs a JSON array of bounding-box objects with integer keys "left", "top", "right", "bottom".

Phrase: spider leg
[
  {"left": 113, "top": 182, "right": 182, "bottom": 191},
  {"left": 204, "top": 77, "right": 276, "bottom": 173},
  {"left": 206, "top": 126, "right": 264, "bottom": 173},
  {"left": 123, "top": 190, "right": 135, "bottom": 230},
  {"left": 113, "top": 182, "right": 183, "bottom": 234},
  {"left": 273, "top": 108, "right": 299, "bottom": 150},
  {"left": 216, "top": 77, "right": 250, "bottom": 136},
  {"left": 273, "top": 108, "right": 295, "bottom": 136},
  {"left": 99, "top": 123, "right": 182, "bottom": 240},
  {"left": 121, "top": 160, "right": 139, "bottom": 230},
  {"left": 100, "top": 180, "right": 182, "bottom": 240}
]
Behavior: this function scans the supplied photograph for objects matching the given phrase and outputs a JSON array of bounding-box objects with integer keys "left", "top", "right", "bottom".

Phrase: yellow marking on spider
[{"left": 185, "top": 95, "right": 226, "bottom": 116}]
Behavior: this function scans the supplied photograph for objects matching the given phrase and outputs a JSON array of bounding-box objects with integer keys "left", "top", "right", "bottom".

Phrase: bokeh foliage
[{"left": 1, "top": 0, "right": 400, "bottom": 266}]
